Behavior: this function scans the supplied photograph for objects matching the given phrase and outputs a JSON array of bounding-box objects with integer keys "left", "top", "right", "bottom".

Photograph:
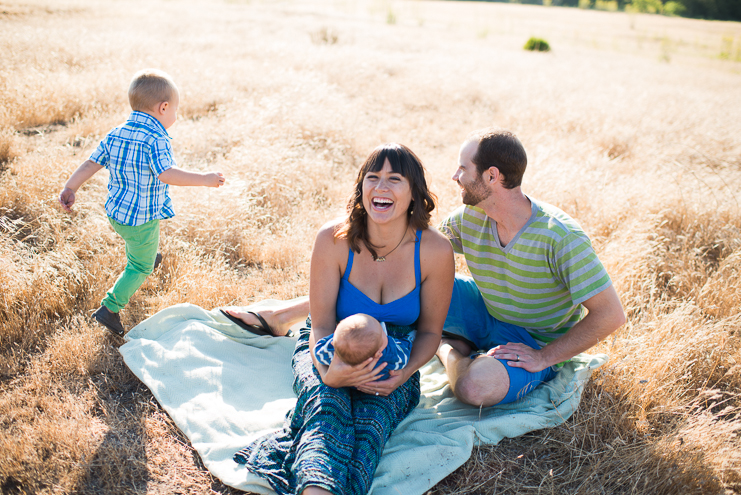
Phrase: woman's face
[{"left": 362, "top": 158, "right": 413, "bottom": 226}]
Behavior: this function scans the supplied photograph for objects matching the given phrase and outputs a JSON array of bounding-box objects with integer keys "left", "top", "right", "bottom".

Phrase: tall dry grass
[{"left": 1, "top": 0, "right": 740, "bottom": 493}]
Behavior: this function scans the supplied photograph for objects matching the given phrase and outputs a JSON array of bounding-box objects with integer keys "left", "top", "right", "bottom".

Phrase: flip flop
[{"left": 219, "top": 309, "right": 276, "bottom": 337}]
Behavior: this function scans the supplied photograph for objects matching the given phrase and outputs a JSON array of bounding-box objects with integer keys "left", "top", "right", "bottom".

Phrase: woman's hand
[
  {"left": 356, "top": 368, "right": 408, "bottom": 397},
  {"left": 321, "top": 350, "right": 387, "bottom": 389}
]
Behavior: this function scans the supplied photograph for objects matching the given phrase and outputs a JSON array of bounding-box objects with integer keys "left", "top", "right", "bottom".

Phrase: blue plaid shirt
[{"left": 90, "top": 111, "right": 176, "bottom": 226}]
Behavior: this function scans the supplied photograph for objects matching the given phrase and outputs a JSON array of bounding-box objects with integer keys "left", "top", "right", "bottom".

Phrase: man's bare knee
[
  {"left": 452, "top": 356, "right": 508, "bottom": 407},
  {"left": 453, "top": 375, "right": 489, "bottom": 406}
]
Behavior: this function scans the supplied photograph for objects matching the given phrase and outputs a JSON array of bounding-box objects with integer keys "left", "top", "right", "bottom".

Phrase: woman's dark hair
[{"left": 336, "top": 143, "right": 436, "bottom": 258}]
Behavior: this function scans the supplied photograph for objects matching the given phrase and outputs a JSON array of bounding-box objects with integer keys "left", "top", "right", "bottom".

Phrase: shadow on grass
[
  {"left": 429, "top": 383, "right": 727, "bottom": 495},
  {"left": 76, "top": 340, "right": 150, "bottom": 494},
  {"left": 76, "top": 335, "right": 245, "bottom": 495}
]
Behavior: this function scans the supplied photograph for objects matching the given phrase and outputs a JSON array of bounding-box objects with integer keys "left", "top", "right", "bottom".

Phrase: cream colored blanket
[{"left": 119, "top": 301, "right": 607, "bottom": 495}]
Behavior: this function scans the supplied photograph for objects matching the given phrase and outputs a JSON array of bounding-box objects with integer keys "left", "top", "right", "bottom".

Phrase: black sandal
[{"left": 219, "top": 309, "right": 276, "bottom": 337}]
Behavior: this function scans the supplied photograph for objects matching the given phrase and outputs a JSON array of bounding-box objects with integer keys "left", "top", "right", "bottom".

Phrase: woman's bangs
[
  {"left": 365, "top": 145, "right": 417, "bottom": 180},
  {"left": 364, "top": 149, "right": 386, "bottom": 174}
]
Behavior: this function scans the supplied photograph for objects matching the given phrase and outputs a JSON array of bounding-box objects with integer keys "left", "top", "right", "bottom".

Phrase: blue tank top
[{"left": 335, "top": 230, "right": 422, "bottom": 327}]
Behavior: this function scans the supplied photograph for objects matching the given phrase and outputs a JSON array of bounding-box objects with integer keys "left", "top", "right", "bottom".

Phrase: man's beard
[{"left": 460, "top": 176, "right": 491, "bottom": 206}]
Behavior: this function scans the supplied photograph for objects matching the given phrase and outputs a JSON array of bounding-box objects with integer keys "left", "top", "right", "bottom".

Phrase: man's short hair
[
  {"left": 467, "top": 128, "right": 527, "bottom": 189},
  {"left": 128, "top": 69, "right": 178, "bottom": 112}
]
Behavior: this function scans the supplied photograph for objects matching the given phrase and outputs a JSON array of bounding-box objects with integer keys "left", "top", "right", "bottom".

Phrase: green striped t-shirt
[{"left": 439, "top": 199, "right": 612, "bottom": 347}]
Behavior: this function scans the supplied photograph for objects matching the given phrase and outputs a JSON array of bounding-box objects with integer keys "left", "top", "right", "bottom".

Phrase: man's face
[{"left": 453, "top": 140, "right": 490, "bottom": 206}]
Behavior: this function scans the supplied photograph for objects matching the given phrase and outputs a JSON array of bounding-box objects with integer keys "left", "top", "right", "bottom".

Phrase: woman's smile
[
  {"left": 371, "top": 196, "right": 394, "bottom": 211},
  {"left": 362, "top": 159, "right": 411, "bottom": 221}
]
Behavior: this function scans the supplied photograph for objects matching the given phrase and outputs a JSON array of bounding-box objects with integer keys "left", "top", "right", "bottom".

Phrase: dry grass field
[{"left": 1, "top": 0, "right": 741, "bottom": 493}]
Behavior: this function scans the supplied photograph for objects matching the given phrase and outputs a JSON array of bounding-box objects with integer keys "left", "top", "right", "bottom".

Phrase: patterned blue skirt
[{"left": 234, "top": 320, "right": 420, "bottom": 495}]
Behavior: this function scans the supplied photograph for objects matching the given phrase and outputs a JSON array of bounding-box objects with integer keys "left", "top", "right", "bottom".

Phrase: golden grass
[{"left": 1, "top": 0, "right": 740, "bottom": 493}]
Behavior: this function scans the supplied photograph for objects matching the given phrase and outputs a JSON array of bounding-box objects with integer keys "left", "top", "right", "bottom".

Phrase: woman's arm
[
  {"left": 308, "top": 221, "right": 383, "bottom": 388},
  {"left": 357, "top": 228, "right": 455, "bottom": 396},
  {"left": 308, "top": 222, "right": 343, "bottom": 365}
]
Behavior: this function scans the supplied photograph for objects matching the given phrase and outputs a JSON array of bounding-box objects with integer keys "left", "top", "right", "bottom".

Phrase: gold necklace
[{"left": 373, "top": 229, "right": 407, "bottom": 262}]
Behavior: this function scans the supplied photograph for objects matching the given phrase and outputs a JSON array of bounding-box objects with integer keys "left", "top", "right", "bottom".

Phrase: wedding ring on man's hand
[{"left": 516, "top": 354, "right": 520, "bottom": 361}]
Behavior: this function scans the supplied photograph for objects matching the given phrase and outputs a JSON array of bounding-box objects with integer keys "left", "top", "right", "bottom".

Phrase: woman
[{"left": 232, "top": 144, "right": 454, "bottom": 495}]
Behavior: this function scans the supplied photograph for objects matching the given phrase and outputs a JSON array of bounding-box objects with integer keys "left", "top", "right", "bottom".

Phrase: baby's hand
[
  {"left": 205, "top": 172, "right": 225, "bottom": 188},
  {"left": 59, "top": 188, "right": 76, "bottom": 212}
]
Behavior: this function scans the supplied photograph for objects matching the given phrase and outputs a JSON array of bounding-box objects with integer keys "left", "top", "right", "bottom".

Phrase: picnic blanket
[{"left": 119, "top": 300, "right": 608, "bottom": 495}]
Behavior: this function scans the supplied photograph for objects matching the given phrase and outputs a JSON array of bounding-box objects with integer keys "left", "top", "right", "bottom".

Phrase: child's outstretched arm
[
  {"left": 59, "top": 159, "right": 104, "bottom": 212},
  {"left": 158, "top": 168, "right": 225, "bottom": 187}
]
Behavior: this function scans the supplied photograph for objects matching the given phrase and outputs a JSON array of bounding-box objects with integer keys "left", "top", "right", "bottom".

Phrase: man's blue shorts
[{"left": 443, "top": 275, "right": 557, "bottom": 404}]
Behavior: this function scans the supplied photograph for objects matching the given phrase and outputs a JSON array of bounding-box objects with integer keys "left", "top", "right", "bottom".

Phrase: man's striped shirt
[
  {"left": 90, "top": 111, "right": 175, "bottom": 226},
  {"left": 439, "top": 199, "right": 612, "bottom": 346}
]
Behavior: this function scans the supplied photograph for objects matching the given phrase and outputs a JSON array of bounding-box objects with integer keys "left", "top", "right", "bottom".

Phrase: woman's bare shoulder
[
  {"left": 419, "top": 226, "right": 454, "bottom": 256},
  {"left": 314, "top": 217, "right": 349, "bottom": 250},
  {"left": 418, "top": 227, "right": 454, "bottom": 282},
  {"left": 418, "top": 227, "right": 454, "bottom": 294}
]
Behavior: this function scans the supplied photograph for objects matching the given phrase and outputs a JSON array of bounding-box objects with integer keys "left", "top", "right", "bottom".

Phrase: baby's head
[
  {"left": 128, "top": 69, "right": 179, "bottom": 129},
  {"left": 334, "top": 314, "right": 387, "bottom": 366}
]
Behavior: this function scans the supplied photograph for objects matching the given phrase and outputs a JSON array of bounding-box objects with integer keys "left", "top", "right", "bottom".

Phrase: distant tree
[
  {"left": 454, "top": 0, "right": 741, "bottom": 21},
  {"left": 677, "top": 0, "right": 741, "bottom": 21},
  {"left": 663, "top": 1, "right": 687, "bottom": 16},
  {"left": 626, "top": 0, "right": 741, "bottom": 20},
  {"left": 628, "top": 0, "right": 664, "bottom": 13}
]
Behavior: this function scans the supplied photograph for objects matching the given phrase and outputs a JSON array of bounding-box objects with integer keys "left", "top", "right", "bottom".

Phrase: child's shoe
[
  {"left": 92, "top": 305, "right": 125, "bottom": 337},
  {"left": 154, "top": 252, "right": 163, "bottom": 271}
]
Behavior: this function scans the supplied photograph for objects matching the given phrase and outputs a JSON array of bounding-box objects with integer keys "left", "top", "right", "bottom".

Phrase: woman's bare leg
[{"left": 223, "top": 297, "right": 310, "bottom": 336}]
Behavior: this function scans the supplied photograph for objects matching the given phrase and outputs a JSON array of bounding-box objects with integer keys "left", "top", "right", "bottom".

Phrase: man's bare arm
[{"left": 491, "top": 285, "right": 626, "bottom": 372}]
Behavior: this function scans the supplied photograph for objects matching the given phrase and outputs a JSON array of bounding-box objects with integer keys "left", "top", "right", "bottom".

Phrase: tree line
[{"left": 460, "top": 0, "right": 741, "bottom": 22}]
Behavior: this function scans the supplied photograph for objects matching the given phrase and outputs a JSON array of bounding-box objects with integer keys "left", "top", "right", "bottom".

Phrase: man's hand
[
  {"left": 490, "top": 286, "right": 626, "bottom": 373},
  {"left": 489, "top": 343, "right": 549, "bottom": 373},
  {"left": 59, "top": 187, "right": 76, "bottom": 212}
]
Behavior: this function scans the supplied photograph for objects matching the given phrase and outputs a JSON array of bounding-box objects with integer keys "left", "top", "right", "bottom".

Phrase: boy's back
[{"left": 93, "top": 110, "right": 176, "bottom": 227}]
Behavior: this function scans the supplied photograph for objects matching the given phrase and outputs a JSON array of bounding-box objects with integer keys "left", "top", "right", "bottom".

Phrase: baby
[
  {"left": 314, "top": 313, "right": 415, "bottom": 381},
  {"left": 59, "top": 69, "right": 225, "bottom": 337}
]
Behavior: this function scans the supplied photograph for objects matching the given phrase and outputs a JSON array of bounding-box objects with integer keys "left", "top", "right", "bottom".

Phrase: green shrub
[
  {"left": 664, "top": 1, "right": 687, "bottom": 15},
  {"left": 386, "top": 8, "right": 396, "bottom": 25},
  {"left": 524, "top": 37, "right": 551, "bottom": 52},
  {"left": 719, "top": 35, "right": 734, "bottom": 59},
  {"left": 628, "top": 0, "right": 663, "bottom": 14},
  {"left": 595, "top": 0, "right": 619, "bottom": 11}
]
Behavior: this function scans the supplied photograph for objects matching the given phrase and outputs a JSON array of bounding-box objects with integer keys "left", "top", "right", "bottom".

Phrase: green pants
[{"left": 102, "top": 217, "right": 160, "bottom": 313}]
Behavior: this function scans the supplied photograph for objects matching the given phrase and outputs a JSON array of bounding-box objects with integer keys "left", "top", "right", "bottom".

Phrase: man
[
  {"left": 436, "top": 128, "right": 625, "bottom": 406},
  {"left": 222, "top": 128, "right": 625, "bottom": 407}
]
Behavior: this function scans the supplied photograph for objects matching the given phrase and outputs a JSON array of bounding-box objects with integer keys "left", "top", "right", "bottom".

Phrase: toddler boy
[
  {"left": 59, "top": 69, "right": 225, "bottom": 337},
  {"left": 314, "top": 313, "right": 415, "bottom": 381}
]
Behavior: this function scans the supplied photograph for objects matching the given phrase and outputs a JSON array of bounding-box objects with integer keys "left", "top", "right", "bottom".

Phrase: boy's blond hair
[{"left": 128, "top": 69, "right": 178, "bottom": 112}]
